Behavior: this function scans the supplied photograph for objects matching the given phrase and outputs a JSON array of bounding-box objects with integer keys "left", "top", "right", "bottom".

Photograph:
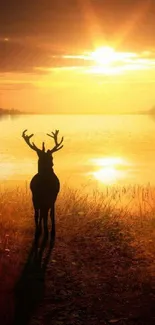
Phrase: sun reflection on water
[{"left": 90, "top": 157, "right": 128, "bottom": 185}]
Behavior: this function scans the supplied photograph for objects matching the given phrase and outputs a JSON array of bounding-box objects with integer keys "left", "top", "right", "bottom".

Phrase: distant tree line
[{"left": 0, "top": 108, "right": 22, "bottom": 115}]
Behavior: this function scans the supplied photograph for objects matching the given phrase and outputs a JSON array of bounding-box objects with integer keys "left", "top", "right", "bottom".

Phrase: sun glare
[
  {"left": 93, "top": 167, "right": 120, "bottom": 184},
  {"left": 90, "top": 46, "right": 137, "bottom": 66},
  {"left": 91, "top": 47, "right": 116, "bottom": 65},
  {"left": 53, "top": 46, "right": 154, "bottom": 77},
  {"left": 90, "top": 157, "right": 126, "bottom": 185},
  {"left": 92, "top": 157, "right": 125, "bottom": 166},
  {"left": 87, "top": 46, "right": 141, "bottom": 75}
]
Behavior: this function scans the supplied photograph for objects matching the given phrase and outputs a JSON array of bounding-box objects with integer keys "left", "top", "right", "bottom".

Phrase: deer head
[{"left": 22, "top": 129, "right": 64, "bottom": 174}]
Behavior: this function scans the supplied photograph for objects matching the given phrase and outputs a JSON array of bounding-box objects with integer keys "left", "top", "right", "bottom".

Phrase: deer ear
[{"left": 42, "top": 142, "right": 45, "bottom": 152}]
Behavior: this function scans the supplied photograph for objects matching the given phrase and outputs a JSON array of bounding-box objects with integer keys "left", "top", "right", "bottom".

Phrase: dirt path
[{"left": 14, "top": 234, "right": 155, "bottom": 325}]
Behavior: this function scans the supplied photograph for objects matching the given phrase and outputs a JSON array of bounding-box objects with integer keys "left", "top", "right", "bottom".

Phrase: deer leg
[
  {"left": 38, "top": 209, "right": 42, "bottom": 233},
  {"left": 34, "top": 209, "right": 39, "bottom": 227},
  {"left": 50, "top": 204, "right": 55, "bottom": 239},
  {"left": 34, "top": 209, "right": 39, "bottom": 236},
  {"left": 35, "top": 209, "right": 42, "bottom": 238},
  {"left": 42, "top": 209, "right": 48, "bottom": 239}
]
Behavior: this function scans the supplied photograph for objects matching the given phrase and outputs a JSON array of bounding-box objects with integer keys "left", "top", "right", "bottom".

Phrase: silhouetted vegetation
[
  {"left": 0, "top": 108, "right": 21, "bottom": 115},
  {"left": 1, "top": 185, "right": 155, "bottom": 324},
  {"left": 0, "top": 108, "right": 34, "bottom": 116},
  {"left": 131, "top": 106, "right": 155, "bottom": 115}
]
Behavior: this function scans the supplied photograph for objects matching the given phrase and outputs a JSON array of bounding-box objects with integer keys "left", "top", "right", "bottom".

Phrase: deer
[{"left": 22, "top": 129, "right": 64, "bottom": 240}]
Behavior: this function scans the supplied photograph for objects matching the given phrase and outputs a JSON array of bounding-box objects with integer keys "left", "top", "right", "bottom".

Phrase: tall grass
[{"left": 1, "top": 184, "right": 155, "bottom": 324}]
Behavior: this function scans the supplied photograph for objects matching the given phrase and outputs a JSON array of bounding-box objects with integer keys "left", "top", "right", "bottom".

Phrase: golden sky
[{"left": 0, "top": 0, "right": 155, "bottom": 114}]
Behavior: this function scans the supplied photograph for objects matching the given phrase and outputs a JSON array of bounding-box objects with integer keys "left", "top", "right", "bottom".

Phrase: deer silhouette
[{"left": 22, "top": 129, "right": 64, "bottom": 239}]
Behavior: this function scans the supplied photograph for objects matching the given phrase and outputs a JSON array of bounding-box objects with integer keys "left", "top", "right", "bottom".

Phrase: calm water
[{"left": 0, "top": 114, "right": 155, "bottom": 189}]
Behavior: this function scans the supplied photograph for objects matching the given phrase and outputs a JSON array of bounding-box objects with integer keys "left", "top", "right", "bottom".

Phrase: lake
[{"left": 0, "top": 114, "right": 155, "bottom": 190}]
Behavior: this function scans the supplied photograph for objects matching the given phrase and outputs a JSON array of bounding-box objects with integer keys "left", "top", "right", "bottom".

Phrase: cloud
[
  {"left": 0, "top": 37, "right": 89, "bottom": 74},
  {"left": 34, "top": 49, "right": 155, "bottom": 77},
  {"left": 1, "top": 37, "right": 155, "bottom": 89},
  {"left": 0, "top": 82, "right": 37, "bottom": 91},
  {"left": 0, "top": 38, "right": 57, "bottom": 73}
]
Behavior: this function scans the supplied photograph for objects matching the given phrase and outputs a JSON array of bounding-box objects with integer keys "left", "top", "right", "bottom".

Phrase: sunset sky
[{"left": 0, "top": 0, "right": 155, "bottom": 114}]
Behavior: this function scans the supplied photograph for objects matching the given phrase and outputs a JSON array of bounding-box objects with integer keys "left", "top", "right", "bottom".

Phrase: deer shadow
[{"left": 13, "top": 233, "right": 55, "bottom": 325}]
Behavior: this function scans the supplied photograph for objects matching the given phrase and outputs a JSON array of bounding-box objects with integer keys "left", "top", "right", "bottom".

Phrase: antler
[
  {"left": 47, "top": 129, "right": 64, "bottom": 153},
  {"left": 22, "top": 129, "right": 41, "bottom": 152}
]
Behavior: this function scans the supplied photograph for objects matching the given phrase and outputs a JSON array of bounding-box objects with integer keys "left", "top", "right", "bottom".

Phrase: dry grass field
[{"left": 1, "top": 185, "right": 155, "bottom": 325}]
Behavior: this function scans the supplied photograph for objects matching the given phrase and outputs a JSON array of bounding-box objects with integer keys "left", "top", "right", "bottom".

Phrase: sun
[
  {"left": 91, "top": 46, "right": 116, "bottom": 66},
  {"left": 93, "top": 167, "right": 119, "bottom": 184},
  {"left": 87, "top": 46, "right": 139, "bottom": 75},
  {"left": 90, "top": 157, "right": 126, "bottom": 185}
]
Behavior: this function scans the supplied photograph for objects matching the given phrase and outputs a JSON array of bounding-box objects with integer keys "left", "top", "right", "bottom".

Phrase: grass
[{"left": 1, "top": 184, "right": 155, "bottom": 324}]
